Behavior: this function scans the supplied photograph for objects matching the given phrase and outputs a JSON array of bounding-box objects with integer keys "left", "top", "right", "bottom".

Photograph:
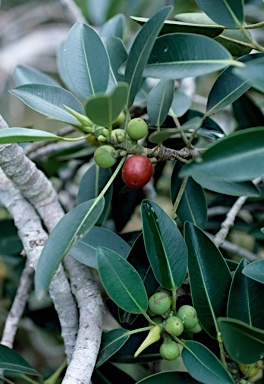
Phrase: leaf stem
[
  {"left": 171, "top": 286, "right": 177, "bottom": 312},
  {"left": 0, "top": 376, "right": 16, "bottom": 384},
  {"left": 128, "top": 325, "right": 154, "bottom": 335},
  {"left": 170, "top": 176, "right": 189, "bottom": 220},
  {"left": 240, "top": 25, "right": 264, "bottom": 53},
  {"left": 20, "top": 375, "right": 40, "bottom": 384}
]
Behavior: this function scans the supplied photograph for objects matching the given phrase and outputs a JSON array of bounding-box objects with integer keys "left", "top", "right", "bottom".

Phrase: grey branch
[{"left": 0, "top": 115, "right": 105, "bottom": 383}]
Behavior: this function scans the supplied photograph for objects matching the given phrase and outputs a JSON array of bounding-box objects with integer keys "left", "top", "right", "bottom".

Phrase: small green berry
[
  {"left": 159, "top": 340, "right": 180, "bottom": 361},
  {"left": 127, "top": 118, "right": 148, "bottom": 140},
  {"left": 94, "top": 145, "right": 117, "bottom": 168},
  {"left": 164, "top": 316, "right": 184, "bottom": 337},
  {"left": 177, "top": 305, "right": 199, "bottom": 330},
  {"left": 148, "top": 292, "right": 172, "bottom": 315}
]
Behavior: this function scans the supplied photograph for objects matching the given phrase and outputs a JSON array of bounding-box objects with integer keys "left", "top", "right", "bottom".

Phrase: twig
[{"left": 1, "top": 262, "right": 34, "bottom": 348}]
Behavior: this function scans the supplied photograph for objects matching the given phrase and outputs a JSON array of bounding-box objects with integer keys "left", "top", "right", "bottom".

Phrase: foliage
[{"left": 1, "top": 0, "right": 264, "bottom": 383}]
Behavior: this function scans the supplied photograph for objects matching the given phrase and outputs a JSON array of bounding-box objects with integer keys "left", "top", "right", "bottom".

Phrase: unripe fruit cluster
[{"left": 147, "top": 293, "right": 202, "bottom": 361}]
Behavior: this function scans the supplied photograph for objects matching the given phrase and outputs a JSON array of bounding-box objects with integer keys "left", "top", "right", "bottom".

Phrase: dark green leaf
[
  {"left": 227, "top": 259, "right": 264, "bottom": 329},
  {"left": 195, "top": 0, "right": 244, "bottom": 28},
  {"left": 93, "top": 362, "right": 135, "bottom": 384},
  {"left": 77, "top": 163, "right": 112, "bottom": 226},
  {"left": 0, "top": 345, "right": 41, "bottom": 376},
  {"left": 193, "top": 175, "right": 260, "bottom": 197},
  {"left": 125, "top": 6, "right": 173, "bottom": 107},
  {"left": 136, "top": 371, "right": 200, "bottom": 383},
  {"left": 147, "top": 79, "right": 174, "bottom": 126},
  {"left": 233, "top": 93, "right": 264, "bottom": 129},
  {"left": 131, "top": 15, "right": 224, "bottom": 38},
  {"left": 35, "top": 198, "right": 105, "bottom": 299},
  {"left": 233, "top": 56, "right": 264, "bottom": 94},
  {"left": 248, "top": 220, "right": 264, "bottom": 240},
  {"left": 71, "top": 226, "right": 130, "bottom": 269},
  {"left": 184, "top": 222, "right": 232, "bottom": 338},
  {"left": 218, "top": 317, "right": 264, "bottom": 364},
  {"left": 206, "top": 54, "right": 264, "bottom": 115},
  {"left": 0, "top": 219, "right": 23, "bottom": 254},
  {"left": 141, "top": 200, "right": 187, "bottom": 290},
  {"left": 215, "top": 29, "right": 252, "bottom": 57},
  {"left": 242, "top": 259, "right": 264, "bottom": 284},
  {"left": 100, "top": 14, "right": 126, "bottom": 39},
  {"left": 0, "top": 128, "right": 64, "bottom": 144},
  {"left": 96, "top": 329, "right": 130, "bottom": 368},
  {"left": 97, "top": 247, "right": 148, "bottom": 314},
  {"left": 180, "top": 127, "right": 264, "bottom": 182},
  {"left": 182, "top": 340, "right": 235, "bottom": 384},
  {"left": 85, "top": 83, "right": 128, "bottom": 127},
  {"left": 171, "top": 163, "right": 207, "bottom": 229},
  {"left": 13, "top": 64, "right": 59, "bottom": 87},
  {"left": 63, "top": 23, "right": 110, "bottom": 98},
  {"left": 10, "top": 84, "right": 84, "bottom": 125},
  {"left": 144, "top": 33, "right": 233, "bottom": 80}
]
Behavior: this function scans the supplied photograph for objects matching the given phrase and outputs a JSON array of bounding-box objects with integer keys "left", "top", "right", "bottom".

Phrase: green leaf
[
  {"left": 215, "top": 28, "right": 252, "bottom": 57},
  {"left": 233, "top": 93, "right": 264, "bottom": 129},
  {"left": 206, "top": 54, "right": 264, "bottom": 116},
  {"left": 0, "top": 345, "right": 41, "bottom": 376},
  {"left": 77, "top": 163, "right": 113, "bottom": 226},
  {"left": 218, "top": 317, "right": 264, "bottom": 364},
  {"left": 10, "top": 84, "right": 84, "bottom": 125},
  {"left": 136, "top": 371, "right": 200, "bottom": 383},
  {"left": 96, "top": 329, "right": 130, "bottom": 368},
  {"left": 233, "top": 56, "right": 264, "bottom": 94},
  {"left": 35, "top": 198, "right": 105, "bottom": 299},
  {"left": 193, "top": 175, "right": 260, "bottom": 197},
  {"left": 171, "top": 163, "right": 207, "bottom": 229},
  {"left": 227, "top": 259, "right": 264, "bottom": 329},
  {"left": 97, "top": 247, "right": 148, "bottom": 314},
  {"left": 184, "top": 222, "right": 232, "bottom": 338},
  {"left": 195, "top": 0, "right": 244, "bottom": 28},
  {"left": 242, "top": 259, "right": 264, "bottom": 284},
  {"left": 100, "top": 14, "right": 126, "bottom": 39},
  {"left": 147, "top": 79, "right": 174, "bottom": 126},
  {"left": 93, "top": 362, "right": 135, "bottom": 384},
  {"left": 85, "top": 83, "right": 128, "bottom": 127},
  {"left": 131, "top": 15, "right": 224, "bottom": 38},
  {"left": 13, "top": 64, "right": 60, "bottom": 87},
  {"left": 70, "top": 226, "right": 130, "bottom": 269},
  {"left": 0, "top": 128, "right": 64, "bottom": 144},
  {"left": 169, "top": 91, "right": 192, "bottom": 118},
  {"left": 180, "top": 127, "right": 264, "bottom": 182},
  {"left": 182, "top": 340, "right": 235, "bottom": 384},
  {"left": 124, "top": 6, "right": 173, "bottom": 107},
  {"left": 248, "top": 220, "right": 264, "bottom": 240},
  {"left": 63, "top": 23, "right": 110, "bottom": 98},
  {"left": 144, "top": 33, "right": 233, "bottom": 80},
  {"left": 103, "top": 36, "right": 128, "bottom": 86},
  {"left": 141, "top": 200, "right": 187, "bottom": 290}
]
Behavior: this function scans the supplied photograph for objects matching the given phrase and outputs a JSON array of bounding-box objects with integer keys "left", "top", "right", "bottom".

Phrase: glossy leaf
[
  {"left": 100, "top": 14, "right": 126, "bottom": 39},
  {"left": 144, "top": 33, "right": 233, "bottom": 80},
  {"left": 35, "top": 198, "right": 105, "bottom": 299},
  {"left": 206, "top": 54, "right": 264, "bottom": 115},
  {"left": 103, "top": 36, "right": 127, "bottom": 86},
  {"left": 227, "top": 259, "right": 264, "bottom": 329},
  {"left": 233, "top": 56, "right": 264, "bottom": 94},
  {"left": 96, "top": 328, "right": 130, "bottom": 368},
  {"left": 141, "top": 200, "right": 187, "bottom": 290},
  {"left": 195, "top": 0, "right": 244, "bottom": 28},
  {"left": 193, "top": 175, "right": 260, "bottom": 197},
  {"left": 85, "top": 83, "right": 128, "bottom": 127},
  {"left": 171, "top": 163, "right": 207, "bottom": 229},
  {"left": 147, "top": 79, "right": 174, "bottom": 126},
  {"left": 97, "top": 247, "right": 148, "bottom": 314},
  {"left": 0, "top": 128, "right": 64, "bottom": 144},
  {"left": 242, "top": 259, "right": 264, "bottom": 284},
  {"left": 233, "top": 93, "right": 264, "bottom": 129},
  {"left": 169, "top": 91, "right": 192, "bottom": 118},
  {"left": 182, "top": 340, "right": 235, "bottom": 384},
  {"left": 70, "top": 226, "right": 130, "bottom": 269},
  {"left": 124, "top": 6, "right": 173, "bottom": 107},
  {"left": 63, "top": 23, "right": 110, "bottom": 99},
  {"left": 215, "top": 28, "right": 252, "bottom": 57},
  {"left": 131, "top": 15, "right": 224, "bottom": 38},
  {"left": 180, "top": 127, "right": 264, "bottom": 182},
  {"left": 10, "top": 84, "right": 84, "bottom": 125},
  {"left": 218, "top": 317, "right": 264, "bottom": 364},
  {"left": 0, "top": 219, "right": 22, "bottom": 254},
  {"left": 184, "top": 222, "right": 232, "bottom": 338},
  {"left": 77, "top": 163, "right": 112, "bottom": 226},
  {"left": 0, "top": 345, "right": 41, "bottom": 376},
  {"left": 13, "top": 64, "right": 59, "bottom": 87},
  {"left": 136, "top": 371, "right": 200, "bottom": 383}
]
